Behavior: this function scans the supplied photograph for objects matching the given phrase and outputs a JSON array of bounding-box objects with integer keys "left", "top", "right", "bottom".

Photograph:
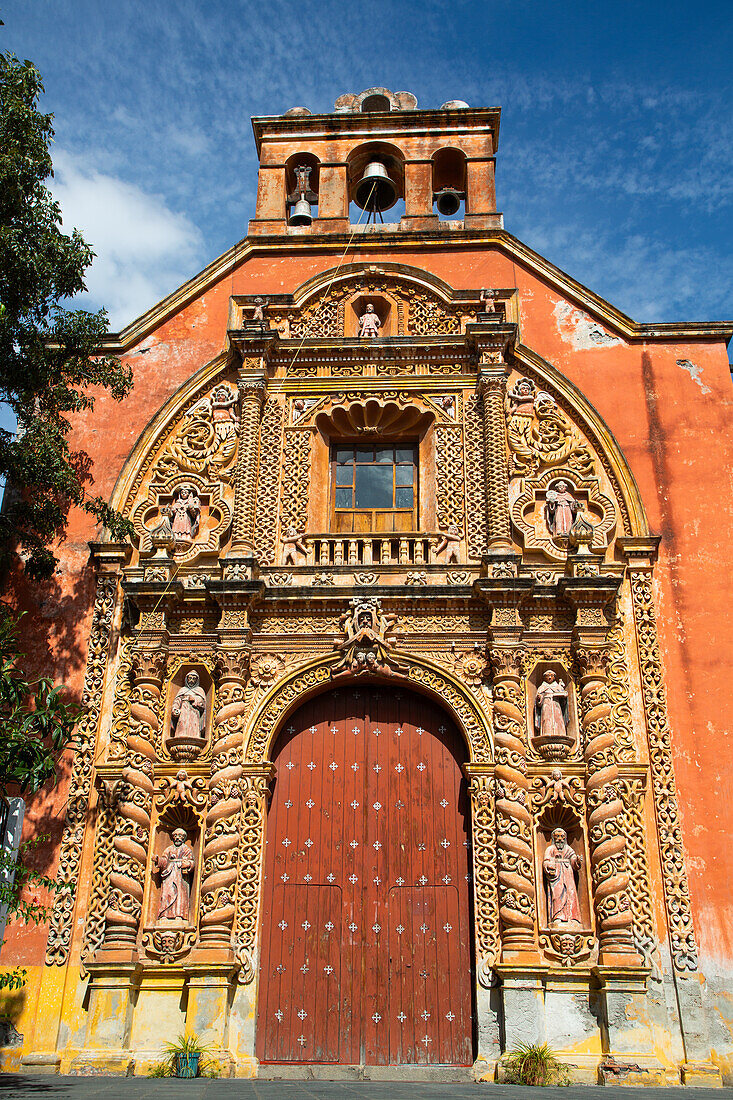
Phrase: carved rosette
[
  {"left": 233, "top": 767, "right": 274, "bottom": 983},
  {"left": 489, "top": 648, "right": 536, "bottom": 954},
  {"left": 45, "top": 575, "right": 118, "bottom": 965},
  {"left": 574, "top": 645, "right": 635, "bottom": 960},
  {"left": 199, "top": 648, "right": 251, "bottom": 944},
  {"left": 103, "top": 647, "right": 166, "bottom": 947},
  {"left": 229, "top": 373, "right": 267, "bottom": 555},
  {"left": 467, "top": 771, "right": 499, "bottom": 985},
  {"left": 477, "top": 367, "right": 512, "bottom": 552}
]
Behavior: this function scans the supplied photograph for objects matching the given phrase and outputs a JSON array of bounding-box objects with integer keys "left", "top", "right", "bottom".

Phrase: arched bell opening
[
  {"left": 285, "top": 152, "right": 320, "bottom": 226},
  {"left": 432, "top": 147, "right": 467, "bottom": 221},
  {"left": 347, "top": 141, "right": 406, "bottom": 226},
  {"left": 254, "top": 679, "right": 477, "bottom": 1067}
]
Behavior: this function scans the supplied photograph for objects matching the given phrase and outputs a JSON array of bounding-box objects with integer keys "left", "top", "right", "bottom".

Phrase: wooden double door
[{"left": 256, "top": 685, "right": 474, "bottom": 1066}]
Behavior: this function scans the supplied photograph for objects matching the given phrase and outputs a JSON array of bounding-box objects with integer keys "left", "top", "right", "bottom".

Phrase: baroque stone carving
[
  {"left": 280, "top": 429, "right": 311, "bottom": 537},
  {"left": 477, "top": 368, "right": 512, "bottom": 551},
  {"left": 539, "top": 929, "right": 594, "bottom": 967},
  {"left": 616, "top": 775, "right": 655, "bottom": 959},
  {"left": 155, "top": 828, "right": 195, "bottom": 923},
  {"left": 141, "top": 927, "right": 197, "bottom": 964},
  {"left": 332, "top": 598, "right": 404, "bottom": 675},
  {"left": 233, "top": 770, "right": 273, "bottom": 983},
  {"left": 199, "top": 648, "right": 250, "bottom": 945},
  {"left": 435, "top": 424, "right": 466, "bottom": 538},
  {"left": 469, "top": 774, "right": 500, "bottom": 984},
  {"left": 489, "top": 649, "right": 536, "bottom": 953},
  {"left": 156, "top": 769, "right": 208, "bottom": 813},
  {"left": 506, "top": 377, "right": 594, "bottom": 480},
  {"left": 533, "top": 671, "right": 575, "bottom": 760},
  {"left": 629, "top": 571, "right": 699, "bottom": 972},
  {"left": 543, "top": 827, "right": 583, "bottom": 926},
  {"left": 512, "top": 468, "right": 615, "bottom": 562},
  {"left": 46, "top": 574, "right": 117, "bottom": 966},
  {"left": 358, "top": 303, "right": 381, "bottom": 338},
  {"left": 464, "top": 393, "right": 487, "bottom": 559},
  {"left": 253, "top": 397, "right": 284, "bottom": 565}
]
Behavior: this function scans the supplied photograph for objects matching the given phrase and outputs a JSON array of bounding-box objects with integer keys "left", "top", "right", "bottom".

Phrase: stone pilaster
[
  {"left": 229, "top": 370, "right": 267, "bottom": 556},
  {"left": 477, "top": 364, "right": 513, "bottom": 553},
  {"left": 562, "top": 575, "right": 637, "bottom": 966},
  {"left": 103, "top": 645, "right": 167, "bottom": 951},
  {"left": 198, "top": 646, "right": 251, "bottom": 948}
]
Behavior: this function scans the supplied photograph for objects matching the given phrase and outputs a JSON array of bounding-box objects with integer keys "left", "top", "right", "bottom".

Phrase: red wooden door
[{"left": 256, "top": 685, "right": 473, "bottom": 1066}]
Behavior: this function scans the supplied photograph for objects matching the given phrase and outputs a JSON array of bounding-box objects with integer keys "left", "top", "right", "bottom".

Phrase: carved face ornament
[
  {"left": 172, "top": 828, "right": 187, "bottom": 846},
  {"left": 552, "top": 827, "right": 567, "bottom": 849}
]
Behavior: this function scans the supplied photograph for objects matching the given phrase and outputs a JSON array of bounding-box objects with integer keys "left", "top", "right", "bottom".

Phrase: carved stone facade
[{"left": 7, "top": 90, "right": 731, "bottom": 1087}]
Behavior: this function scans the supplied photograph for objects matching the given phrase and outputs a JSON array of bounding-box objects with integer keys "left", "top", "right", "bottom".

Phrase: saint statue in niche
[
  {"left": 545, "top": 480, "right": 580, "bottom": 538},
  {"left": 171, "top": 671, "right": 207, "bottom": 740},
  {"left": 155, "top": 828, "right": 195, "bottom": 923},
  {"left": 543, "top": 827, "right": 582, "bottom": 926},
  {"left": 358, "top": 303, "right": 381, "bottom": 338},
  {"left": 534, "top": 670, "right": 570, "bottom": 740},
  {"left": 170, "top": 485, "right": 200, "bottom": 542}
]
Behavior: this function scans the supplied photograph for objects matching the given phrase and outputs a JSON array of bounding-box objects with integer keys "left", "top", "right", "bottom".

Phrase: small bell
[
  {"left": 355, "top": 161, "right": 397, "bottom": 212},
  {"left": 435, "top": 187, "right": 463, "bottom": 216},
  {"left": 289, "top": 197, "right": 312, "bottom": 226}
]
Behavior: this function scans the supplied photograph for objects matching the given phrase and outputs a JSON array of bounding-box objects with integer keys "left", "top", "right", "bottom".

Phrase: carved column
[
  {"left": 228, "top": 369, "right": 267, "bottom": 556},
  {"left": 476, "top": 362, "right": 512, "bottom": 553},
  {"left": 489, "top": 646, "right": 536, "bottom": 957},
  {"left": 199, "top": 647, "right": 251, "bottom": 946},
  {"left": 563, "top": 574, "right": 637, "bottom": 964},
  {"left": 103, "top": 646, "right": 166, "bottom": 949}
]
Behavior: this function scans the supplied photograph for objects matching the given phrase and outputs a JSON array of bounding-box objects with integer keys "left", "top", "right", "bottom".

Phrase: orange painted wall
[{"left": 3, "top": 236, "right": 731, "bottom": 979}]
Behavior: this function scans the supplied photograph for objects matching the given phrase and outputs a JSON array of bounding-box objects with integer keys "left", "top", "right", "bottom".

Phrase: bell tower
[{"left": 248, "top": 86, "right": 502, "bottom": 235}]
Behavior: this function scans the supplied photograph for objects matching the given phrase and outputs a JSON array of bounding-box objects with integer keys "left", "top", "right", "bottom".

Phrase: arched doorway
[{"left": 256, "top": 683, "right": 474, "bottom": 1066}]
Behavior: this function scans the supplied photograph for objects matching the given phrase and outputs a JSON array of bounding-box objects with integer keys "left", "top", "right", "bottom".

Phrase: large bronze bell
[
  {"left": 355, "top": 161, "right": 398, "bottom": 212},
  {"left": 289, "top": 197, "right": 312, "bottom": 226}
]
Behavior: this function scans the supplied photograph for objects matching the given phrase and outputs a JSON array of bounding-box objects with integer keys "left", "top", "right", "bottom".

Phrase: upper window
[{"left": 332, "top": 444, "right": 417, "bottom": 533}]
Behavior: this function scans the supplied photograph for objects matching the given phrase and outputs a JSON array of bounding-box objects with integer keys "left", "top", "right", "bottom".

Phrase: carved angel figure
[
  {"left": 252, "top": 296, "right": 267, "bottom": 325},
  {"left": 358, "top": 303, "right": 381, "bottom": 338},
  {"left": 534, "top": 670, "right": 570, "bottom": 740},
  {"left": 282, "top": 526, "right": 307, "bottom": 566},
  {"left": 434, "top": 524, "right": 462, "bottom": 563},
  {"left": 545, "top": 480, "right": 580, "bottom": 538},
  {"left": 479, "top": 287, "right": 496, "bottom": 314},
  {"left": 543, "top": 827, "right": 582, "bottom": 926},
  {"left": 155, "top": 828, "right": 195, "bottom": 923},
  {"left": 171, "top": 485, "right": 200, "bottom": 541},
  {"left": 171, "top": 671, "right": 207, "bottom": 740}
]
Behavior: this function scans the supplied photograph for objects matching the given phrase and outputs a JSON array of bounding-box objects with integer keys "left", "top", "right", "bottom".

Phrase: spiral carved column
[
  {"left": 574, "top": 644, "right": 637, "bottom": 963},
  {"left": 103, "top": 647, "right": 166, "bottom": 949},
  {"left": 199, "top": 648, "right": 251, "bottom": 946},
  {"left": 477, "top": 363, "right": 512, "bottom": 552},
  {"left": 489, "top": 648, "right": 536, "bottom": 958},
  {"left": 233, "top": 766, "right": 274, "bottom": 983},
  {"left": 229, "top": 371, "right": 267, "bottom": 556}
]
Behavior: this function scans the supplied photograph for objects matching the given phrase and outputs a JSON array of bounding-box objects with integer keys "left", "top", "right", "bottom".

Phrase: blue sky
[{"left": 2, "top": 0, "right": 732, "bottom": 330}]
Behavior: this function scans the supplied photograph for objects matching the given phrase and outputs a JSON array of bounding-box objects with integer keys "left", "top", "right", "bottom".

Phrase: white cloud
[{"left": 51, "top": 150, "right": 204, "bottom": 330}]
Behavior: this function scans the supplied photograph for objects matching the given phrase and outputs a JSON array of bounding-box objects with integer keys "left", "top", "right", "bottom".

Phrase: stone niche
[
  {"left": 142, "top": 808, "right": 201, "bottom": 963},
  {"left": 526, "top": 660, "right": 578, "bottom": 760},
  {"left": 536, "top": 805, "right": 594, "bottom": 957},
  {"left": 345, "top": 293, "right": 397, "bottom": 337},
  {"left": 164, "top": 665, "right": 213, "bottom": 762}
]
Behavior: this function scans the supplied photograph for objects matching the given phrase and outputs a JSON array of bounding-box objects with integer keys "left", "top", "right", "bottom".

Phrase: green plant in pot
[{"left": 148, "top": 1034, "right": 216, "bottom": 1078}]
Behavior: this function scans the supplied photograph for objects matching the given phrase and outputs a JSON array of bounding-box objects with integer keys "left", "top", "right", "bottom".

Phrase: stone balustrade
[{"left": 304, "top": 532, "right": 439, "bottom": 567}]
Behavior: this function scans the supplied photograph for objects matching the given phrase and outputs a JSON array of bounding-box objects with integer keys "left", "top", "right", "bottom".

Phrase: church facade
[{"left": 2, "top": 88, "right": 733, "bottom": 1084}]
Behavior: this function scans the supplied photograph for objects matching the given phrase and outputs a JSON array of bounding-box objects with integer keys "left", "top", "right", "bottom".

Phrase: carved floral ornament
[{"left": 292, "top": 390, "right": 456, "bottom": 431}]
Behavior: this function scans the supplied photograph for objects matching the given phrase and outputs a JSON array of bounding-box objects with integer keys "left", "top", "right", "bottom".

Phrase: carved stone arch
[
  {"left": 290, "top": 261, "right": 465, "bottom": 312},
  {"left": 109, "top": 351, "right": 232, "bottom": 517},
  {"left": 242, "top": 650, "right": 493, "bottom": 765},
  {"left": 511, "top": 343, "right": 650, "bottom": 540}
]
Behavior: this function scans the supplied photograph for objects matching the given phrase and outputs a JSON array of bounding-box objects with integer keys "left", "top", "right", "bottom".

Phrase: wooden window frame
[{"left": 330, "top": 441, "right": 418, "bottom": 534}]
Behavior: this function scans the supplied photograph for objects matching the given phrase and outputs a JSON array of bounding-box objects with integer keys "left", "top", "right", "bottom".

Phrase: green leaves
[
  {"left": 0, "top": 51, "right": 133, "bottom": 579},
  {"left": 0, "top": 611, "right": 78, "bottom": 793}
]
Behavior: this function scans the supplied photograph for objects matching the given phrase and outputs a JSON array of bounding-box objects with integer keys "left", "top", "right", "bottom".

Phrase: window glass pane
[
  {"left": 395, "top": 464, "right": 413, "bottom": 486},
  {"left": 354, "top": 465, "right": 393, "bottom": 508},
  {"left": 335, "top": 487, "right": 353, "bottom": 508},
  {"left": 395, "top": 486, "right": 414, "bottom": 508},
  {"left": 335, "top": 465, "right": 353, "bottom": 486},
  {"left": 374, "top": 447, "right": 393, "bottom": 464},
  {"left": 355, "top": 447, "right": 373, "bottom": 462},
  {"left": 336, "top": 448, "right": 354, "bottom": 464},
  {"left": 396, "top": 447, "right": 414, "bottom": 463}
]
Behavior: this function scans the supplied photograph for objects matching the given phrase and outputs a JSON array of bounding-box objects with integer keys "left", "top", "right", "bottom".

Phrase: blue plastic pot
[{"left": 175, "top": 1052, "right": 201, "bottom": 1078}]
